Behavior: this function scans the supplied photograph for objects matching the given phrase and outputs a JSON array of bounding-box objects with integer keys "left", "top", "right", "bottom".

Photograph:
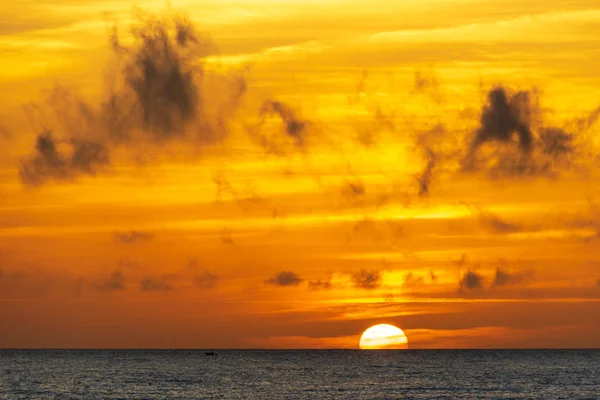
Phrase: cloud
[
  {"left": 412, "top": 123, "right": 456, "bottom": 197},
  {"left": 416, "top": 147, "right": 437, "bottom": 197},
  {"left": 114, "top": 231, "right": 154, "bottom": 244},
  {"left": 413, "top": 70, "right": 439, "bottom": 94},
  {"left": 403, "top": 272, "right": 425, "bottom": 287},
  {"left": 140, "top": 277, "right": 174, "bottom": 291},
  {"left": 460, "top": 86, "right": 585, "bottom": 178},
  {"left": 407, "top": 85, "right": 597, "bottom": 195},
  {"left": 308, "top": 278, "right": 332, "bottom": 291},
  {"left": 469, "top": 87, "right": 534, "bottom": 156},
  {"left": 95, "top": 270, "right": 125, "bottom": 292},
  {"left": 479, "top": 212, "right": 521, "bottom": 234},
  {"left": 220, "top": 229, "right": 236, "bottom": 245},
  {"left": 347, "top": 70, "right": 398, "bottom": 148},
  {"left": 247, "top": 100, "right": 311, "bottom": 155},
  {"left": 112, "top": 15, "right": 215, "bottom": 141},
  {"left": 195, "top": 270, "right": 218, "bottom": 289},
  {"left": 260, "top": 100, "right": 308, "bottom": 146},
  {"left": 351, "top": 269, "right": 381, "bottom": 289},
  {"left": 266, "top": 271, "right": 302, "bottom": 287},
  {"left": 458, "top": 270, "right": 484, "bottom": 291},
  {"left": 20, "top": 131, "right": 110, "bottom": 186},
  {"left": 412, "top": 69, "right": 443, "bottom": 104},
  {"left": 466, "top": 205, "right": 522, "bottom": 234},
  {"left": 186, "top": 258, "right": 218, "bottom": 289},
  {"left": 452, "top": 254, "right": 468, "bottom": 267},
  {"left": 18, "top": 12, "right": 247, "bottom": 186},
  {"left": 343, "top": 178, "right": 366, "bottom": 197},
  {"left": 429, "top": 270, "right": 438, "bottom": 282},
  {"left": 492, "top": 268, "right": 534, "bottom": 288}
]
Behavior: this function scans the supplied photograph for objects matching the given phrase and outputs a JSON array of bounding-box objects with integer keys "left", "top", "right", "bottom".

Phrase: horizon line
[{"left": 2, "top": 348, "right": 599, "bottom": 351}]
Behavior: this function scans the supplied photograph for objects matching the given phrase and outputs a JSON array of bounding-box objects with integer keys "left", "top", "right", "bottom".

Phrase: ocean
[{"left": 1, "top": 350, "right": 599, "bottom": 399}]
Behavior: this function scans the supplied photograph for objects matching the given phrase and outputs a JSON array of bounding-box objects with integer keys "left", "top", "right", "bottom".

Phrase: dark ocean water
[{"left": 1, "top": 350, "right": 599, "bottom": 399}]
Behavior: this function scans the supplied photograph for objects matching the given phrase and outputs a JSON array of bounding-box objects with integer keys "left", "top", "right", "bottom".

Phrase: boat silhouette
[{"left": 205, "top": 351, "right": 218, "bottom": 356}]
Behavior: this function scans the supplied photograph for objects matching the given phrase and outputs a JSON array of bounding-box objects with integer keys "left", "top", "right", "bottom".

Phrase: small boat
[{"left": 205, "top": 351, "right": 218, "bottom": 356}]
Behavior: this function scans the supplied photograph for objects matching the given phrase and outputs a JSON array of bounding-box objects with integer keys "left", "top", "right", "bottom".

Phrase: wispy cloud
[
  {"left": 351, "top": 269, "right": 381, "bottom": 289},
  {"left": 114, "top": 230, "right": 154, "bottom": 244},
  {"left": 94, "top": 270, "right": 125, "bottom": 292}
]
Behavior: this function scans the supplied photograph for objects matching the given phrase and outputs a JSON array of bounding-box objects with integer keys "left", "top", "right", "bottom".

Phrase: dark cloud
[
  {"left": 453, "top": 254, "right": 468, "bottom": 267},
  {"left": 538, "top": 127, "right": 574, "bottom": 161},
  {"left": 479, "top": 211, "right": 521, "bottom": 234},
  {"left": 308, "top": 278, "right": 332, "bottom": 291},
  {"left": 265, "top": 271, "right": 302, "bottom": 287},
  {"left": 351, "top": 269, "right": 381, "bottom": 289},
  {"left": 470, "top": 87, "right": 534, "bottom": 155},
  {"left": 260, "top": 100, "right": 308, "bottom": 146},
  {"left": 406, "top": 84, "right": 596, "bottom": 192},
  {"left": 403, "top": 272, "right": 425, "bottom": 287},
  {"left": 413, "top": 123, "right": 456, "bottom": 197},
  {"left": 458, "top": 270, "right": 484, "bottom": 291},
  {"left": 19, "top": 12, "right": 247, "bottom": 186},
  {"left": 212, "top": 171, "right": 268, "bottom": 212},
  {"left": 413, "top": 69, "right": 442, "bottom": 103},
  {"left": 416, "top": 147, "right": 436, "bottom": 197},
  {"left": 115, "top": 230, "right": 154, "bottom": 244},
  {"left": 492, "top": 268, "right": 534, "bottom": 288},
  {"left": 413, "top": 70, "right": 438, "bottom": 93},
  {"left": 187, "top": 258, "right": 218, "bottom": 289},
  {"left": 114, "top": 15, "right": 211, "bottom": 140},
  {"left": 95, "top": 270, "right": 125, "bottom": 292},
  {"left": 195, "top": 270, "right": 218, "bottom": 289},
  {"left": 344, "top": 178, "right": 366, "bottom": 197},
  {"left": 247, "top": 100, "right": 311, "bottom": 155},
  {"left": 459, "top": 86, "right": 587, "bottom": 178},
  {"left": 20, "top": 131, "right": 110, "bottom": 186},
  {"left": 466, "top": 205, "right": 522, "bottom": 234},
  {"left": 403, "top": 270, "right": 438, "bottom": 288},
  {"left": 140, "top": 277, "right": 173, "bottom": 291},
  {"left": 220, "top": 229, "right": 236, "bottom": 245},
  {"left": 429, "top": 270, "right": 438, "bottom": 282},
  {"left": 346, "top": 218, "right": 384, "bottom": 242},
  {"left": 575, "top": 106, "right": 600, "bottom": 132}
]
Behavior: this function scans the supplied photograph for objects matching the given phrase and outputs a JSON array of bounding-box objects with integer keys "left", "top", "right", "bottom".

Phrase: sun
[{"left": 359, "top": 324, "right": 408, "bottom": 349}]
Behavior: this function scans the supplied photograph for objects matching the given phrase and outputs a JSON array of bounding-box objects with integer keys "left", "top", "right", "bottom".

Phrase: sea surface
[{"left": 1, "top": 350, "right": 599, "bottom": 399}]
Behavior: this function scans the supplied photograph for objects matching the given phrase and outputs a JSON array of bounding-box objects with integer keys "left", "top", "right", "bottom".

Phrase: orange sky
[{"left": 1, "top": 0, "right": 600, "bottom": 349}]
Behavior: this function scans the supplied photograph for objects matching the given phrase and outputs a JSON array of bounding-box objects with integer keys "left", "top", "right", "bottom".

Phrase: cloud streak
[
  {"left": 492, "top": 268, "right": 534, "bottom": 288},
  {"left": 115, "top": 230, "right": 154, "bottom": 244},
  {"left": 140, "top": 276, "right": 174, "bottom": 291}
]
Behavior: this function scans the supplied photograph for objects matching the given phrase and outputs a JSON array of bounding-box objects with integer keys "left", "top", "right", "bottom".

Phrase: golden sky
[{"left": 1, "top": 0, "right": 600, "bottom": 349}]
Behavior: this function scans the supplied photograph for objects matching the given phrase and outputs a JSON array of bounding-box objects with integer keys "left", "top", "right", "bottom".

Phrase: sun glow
[{"left": 359, "top": 324, "right": 408, "bottom": 349}]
